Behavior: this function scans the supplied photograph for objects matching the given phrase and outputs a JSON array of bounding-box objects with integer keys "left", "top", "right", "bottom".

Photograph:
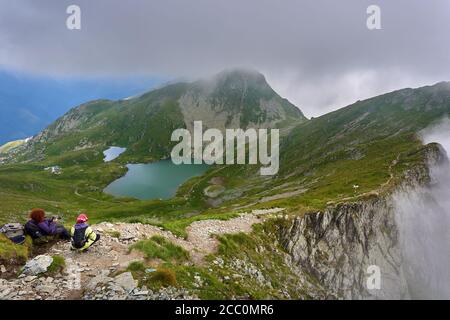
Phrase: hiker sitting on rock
[
  {"left": 25, "top": 208, "right": 71, "bottom": 241},
  {"left": 70, "top": 214, "right": 100, "bottom": 252}
]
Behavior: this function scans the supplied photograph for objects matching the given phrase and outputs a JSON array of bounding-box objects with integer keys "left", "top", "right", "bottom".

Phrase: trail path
[{"left": 329, "top": 153, "right": 401, "bottom": 204}]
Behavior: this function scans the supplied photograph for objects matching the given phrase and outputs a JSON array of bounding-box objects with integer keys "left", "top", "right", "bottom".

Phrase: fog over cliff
[{"left": 394, "top": 119, "right": 450, "bottom": 299}]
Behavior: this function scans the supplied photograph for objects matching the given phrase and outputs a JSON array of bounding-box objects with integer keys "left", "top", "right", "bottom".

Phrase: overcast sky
[{"left": 0, "top": 0, "right": 449, "bottom": 117}]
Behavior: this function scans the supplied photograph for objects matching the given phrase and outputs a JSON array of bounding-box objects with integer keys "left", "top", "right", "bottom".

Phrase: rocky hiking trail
[{"left": 0, "top": 208, "right": 284, "bottom": 300}]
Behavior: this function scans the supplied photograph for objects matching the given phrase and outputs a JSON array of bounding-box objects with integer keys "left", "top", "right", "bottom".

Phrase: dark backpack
[
  {"left": 24, "top": 220, "right": 43, "bottom": 239},
  {"left": 0, "top": 223, "right": 26, "bottom": 244},
  {"left": 72, "top": 226, "right": 88, "bottom": 249}
]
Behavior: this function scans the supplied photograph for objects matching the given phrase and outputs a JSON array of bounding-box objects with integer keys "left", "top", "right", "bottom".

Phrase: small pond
[{"left": 103, "top": 147, "right": 127, "bottom": 162}]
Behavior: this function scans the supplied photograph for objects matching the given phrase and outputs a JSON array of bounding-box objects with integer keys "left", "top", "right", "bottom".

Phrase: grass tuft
[
  {"left": 130, "top": 236, "right": 189, "bottom": 263},
  {"left": 126, "top": 261, "right": 177, "bottom": 289},
  {"left": 47, "top": 255, "right": 66, "bottom": 274},
  {"left": 0, "top": 234, "right": 32, "bottom": 265},
  {"left": 150, "top": 268, "right": 177, "bottom": 287},
  {"left": 127, "top": 260, "right": 146, "bottom": 272},
  {"left": 106, "top": 230, "right": 121, "bottom": 239}
]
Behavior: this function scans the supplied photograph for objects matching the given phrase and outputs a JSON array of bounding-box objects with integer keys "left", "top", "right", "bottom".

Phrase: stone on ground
[
  {"left": 113, "top": 272, "right": 137, "bottom": 293},
  {"left": 21, "top": 255, "right": 53, "bottom": 276}
]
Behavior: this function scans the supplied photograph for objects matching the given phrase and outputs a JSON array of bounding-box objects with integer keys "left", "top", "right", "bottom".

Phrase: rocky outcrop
[
  {"left": 281, "top": 198, "right": 408, "bottom": 299},
  {"left": 279, "top": 143, "right": 447, "bottom": 299},
  {"left": 178, "top": 69, "right": 305, "bottom": 133}
]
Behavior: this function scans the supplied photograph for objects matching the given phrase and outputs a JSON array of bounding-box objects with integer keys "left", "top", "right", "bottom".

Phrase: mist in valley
[{"left": 393, "top": 119, "right": 450, "bottom": 299}]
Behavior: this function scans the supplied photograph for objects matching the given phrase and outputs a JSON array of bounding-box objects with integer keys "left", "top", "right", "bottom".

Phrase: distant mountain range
[
  {"left": 2, "top": 69, "right": 449, "bottom": 215},
  {"left": 8, "top": 69, "right": 306, "bottom": 163}
]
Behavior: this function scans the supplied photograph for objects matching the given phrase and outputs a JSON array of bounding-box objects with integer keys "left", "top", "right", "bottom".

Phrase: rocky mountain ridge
[{"left": 7, "top": 69, "right": 305, "bottom": 164}]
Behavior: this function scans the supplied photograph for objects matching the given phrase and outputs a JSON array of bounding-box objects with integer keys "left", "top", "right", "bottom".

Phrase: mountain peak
[
  {"left": 214, "top": 68, "right": 266, "bottom": 81},
  {"left": 209, "top": 68, "right": 268, "bottom": 90}
]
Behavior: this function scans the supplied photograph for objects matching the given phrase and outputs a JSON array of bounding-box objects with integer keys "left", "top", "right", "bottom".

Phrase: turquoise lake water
[{"left": 104, "top": 160, "right": 209, "bottom": 200}]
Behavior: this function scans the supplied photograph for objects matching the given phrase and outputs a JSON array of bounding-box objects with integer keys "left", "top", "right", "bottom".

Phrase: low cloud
[
  {"left": 393, "top": 119, "right": 450, "bottom": 299},
  {"left": 420, "top": 117, "right": 450, "bottom": 153}
]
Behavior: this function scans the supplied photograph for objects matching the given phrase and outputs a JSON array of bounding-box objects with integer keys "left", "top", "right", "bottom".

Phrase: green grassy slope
[
  {"left": 191, "top": 82, "right": 450, "bottom": 212},
  {"left": 0, "top": 81, "right": 449, "bottom": 232}
]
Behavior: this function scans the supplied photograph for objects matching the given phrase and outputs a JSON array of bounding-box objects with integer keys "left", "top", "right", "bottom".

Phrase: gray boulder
[
  {"left": 22, "top": 255, "right": 53, "bottom": 276},
  {"left": 114, "top": 272, "right": 137, "bottom": 293}
]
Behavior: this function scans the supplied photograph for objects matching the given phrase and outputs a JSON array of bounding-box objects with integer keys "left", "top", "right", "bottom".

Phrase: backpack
[
  {"left": 0, "top": 223, "right": 26, "bottom": 244},
  {"left": 24, "top": 220, "right": 43, "bottom": 239},
  {"left": 72, "top": 226, "right": 89, "bottom": 249}
]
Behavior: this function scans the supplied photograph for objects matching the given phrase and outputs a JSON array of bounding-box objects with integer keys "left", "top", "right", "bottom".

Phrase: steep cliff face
[
  {"left": 392, "top": 142, "right": 450, "bottom": 299},
  {"left": 279, "top": 143, "right": 447, "bottom": 299},
  {"left": 281, "top": 198, "right": 408, "bottom": 299}
]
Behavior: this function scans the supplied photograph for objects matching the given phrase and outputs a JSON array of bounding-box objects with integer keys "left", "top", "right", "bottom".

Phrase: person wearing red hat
[
  {"left": 76, "top": 214, "right": 88, "bottom": 224},
  {"left": 70, "top": 213, "right": 100, "bottom": 251}
]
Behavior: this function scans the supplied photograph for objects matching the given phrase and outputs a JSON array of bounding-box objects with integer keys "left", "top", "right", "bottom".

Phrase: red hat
[{"left": 76, "top": 214, "right": 88, "bottom": 223}]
